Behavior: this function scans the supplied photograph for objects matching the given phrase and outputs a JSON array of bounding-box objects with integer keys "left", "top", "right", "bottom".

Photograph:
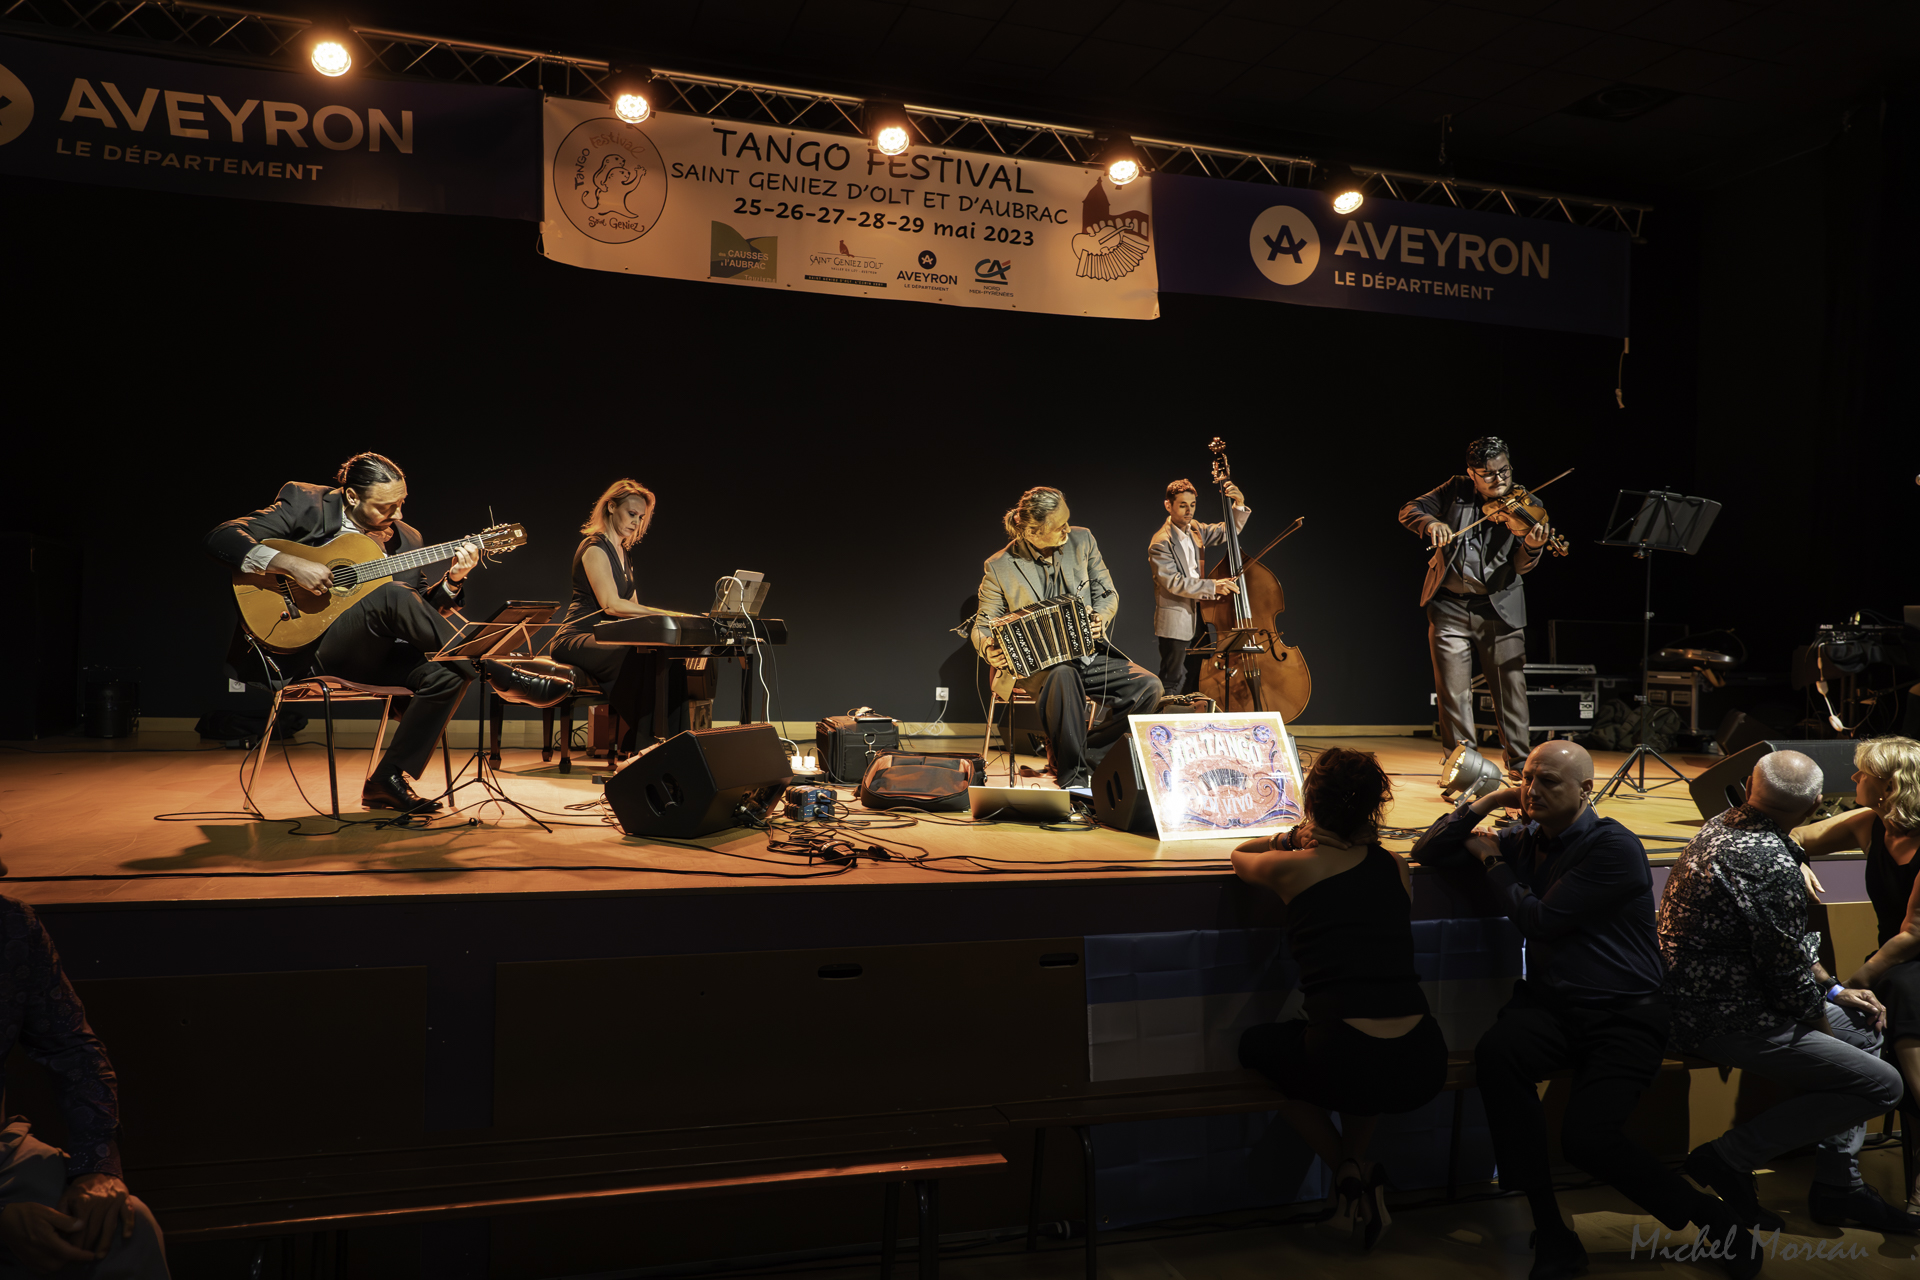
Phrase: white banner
[{"left": 541, "top": 99, "right": 1157, "bottom": 320}]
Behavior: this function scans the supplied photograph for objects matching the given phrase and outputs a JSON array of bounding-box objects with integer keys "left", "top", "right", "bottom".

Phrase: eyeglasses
[{"left": 1469, "top": 466, "right": 1513, "bottom": 482}]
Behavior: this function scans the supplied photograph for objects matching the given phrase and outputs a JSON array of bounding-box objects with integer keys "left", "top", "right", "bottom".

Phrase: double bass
[{"left": 1195, "top": 438, "right": 1312, "bottom": 720}]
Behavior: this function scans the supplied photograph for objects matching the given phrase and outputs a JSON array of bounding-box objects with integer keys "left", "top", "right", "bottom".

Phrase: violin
[
  {"left": 1482, "top": 484, "right": 1570, "bottom": 556},
  {"left": 1194, "top": 438, "right": 1312, "bottom": 721},
  {"left": 1446, "top": 466, "right": 1575, "bottom": 557}
]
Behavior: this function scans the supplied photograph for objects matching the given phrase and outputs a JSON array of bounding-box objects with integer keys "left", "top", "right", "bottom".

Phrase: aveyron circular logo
[
  {"left": 553, "top": 118, "right": 668, "bottom": 244},
  {"left": 0, "top": 63, "right": 36, "bottom": 148},
  {"left": 1248, "top": 205, "right": 1319, "bottom": 286}
]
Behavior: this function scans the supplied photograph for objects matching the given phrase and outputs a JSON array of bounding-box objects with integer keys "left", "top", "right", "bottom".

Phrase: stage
[
  {"left": 0, "top": 727, "right": 1736, "bottom": 907},
  {"left": 0, "top": 727, "right": 1880, "bottom": 1278}
]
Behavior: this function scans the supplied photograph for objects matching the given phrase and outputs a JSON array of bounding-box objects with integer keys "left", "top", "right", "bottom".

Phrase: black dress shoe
[
  {"left": 1808, "top": 1180, "right": 1920, "bottom": 1233},
  {"left": 1528, "top": 1227, "right": 1587, "bottom": 1280},
  {"left": 1685, "top": 1142, "right": 1784, "bottom": 1231},
  {"left": 481, "top": 657, "right": 575, "bottom": 709},
  {"left": 363, "top": 768, "right": 442, "bottom": 815}
]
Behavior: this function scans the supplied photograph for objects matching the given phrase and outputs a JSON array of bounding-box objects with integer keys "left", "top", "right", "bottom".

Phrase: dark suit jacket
[
  {"left": 207, "top": 481, "right": 461, "bottom": 680},
  {"left": 1398, "top": 475, "right": 1540, "bottom": 628}
]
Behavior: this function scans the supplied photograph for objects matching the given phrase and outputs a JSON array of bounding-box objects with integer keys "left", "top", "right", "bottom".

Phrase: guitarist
[{"left": 207, "top": 452, "right": 563, "bottom": 815}]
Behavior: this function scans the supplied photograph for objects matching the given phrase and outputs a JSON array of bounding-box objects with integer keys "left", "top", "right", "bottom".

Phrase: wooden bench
[
  {"left": 1001, "top": 1052, "right": 1722, "bottom": 1279},
  {"left": 134, "top": 1109, "right": 1009, "bottom": 1279}
]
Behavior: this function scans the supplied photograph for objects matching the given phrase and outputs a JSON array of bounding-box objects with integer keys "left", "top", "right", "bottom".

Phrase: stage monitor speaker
[
  {"left": 1714, "top": 709, "right": 1776, "bottom": 756},
  {"left": 1091, "top": 735, "right": 1158, "bottom": 835},
  {"left": 1688, "top": 738, "right": 1862, "bottom": 822},
  {"left": 606, "top": 723, "right": 793, "bottom": 839}
]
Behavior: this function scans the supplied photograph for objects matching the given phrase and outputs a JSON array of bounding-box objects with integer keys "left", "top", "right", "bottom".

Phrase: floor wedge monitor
[
  {"left": 1090, "top": 735, "right": 1158, "bottom": 835},
  {"left": 1688, "top": 738, "right": 1862, "bottom": 822},
  {"left": 606, "top": 724, "right": 793, "bottom": 839}
]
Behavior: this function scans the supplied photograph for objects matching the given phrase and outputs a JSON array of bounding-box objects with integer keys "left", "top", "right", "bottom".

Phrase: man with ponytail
[
  {"left": 972, "top": 486, "right": 1161, "bottom": 790},
  {"left": 207, "top": 452, "right": 561, "bottom": 815}
]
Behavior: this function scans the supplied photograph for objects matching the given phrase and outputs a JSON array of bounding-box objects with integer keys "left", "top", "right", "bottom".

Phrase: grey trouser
[
  {"left": 1427, "top": 595, "right": 1528, "bottom": 767},
  {"left": 1690, "top": 1000, "right": 1903, "bottom": 1188},
  {"left": 0, "top": 1122, "right": 169, "bottom": 1278}
]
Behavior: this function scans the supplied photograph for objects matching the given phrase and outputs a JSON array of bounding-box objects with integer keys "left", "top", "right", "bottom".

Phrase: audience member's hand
[
  {"left": 61, "top": 1173, "right": 135, "bottom": 1256},
  {"left": 1479, "top": 785, "right": 1523, "bottom": 811},
  {"left": 1834, "top": 986, "right": 1888, "bottom": 1032},
  {"left": 1290, "top": 821, "right": 1316, "bottom": 850},
  {"left": 1801, "top": 863, "right": 1825, "bottom": 897},
  {"left": 0, "top": 1202, "right": 95, "bottom": 1272},
  {"left": 1464, "top": 833, "right": 1501, "bottom": 868}
]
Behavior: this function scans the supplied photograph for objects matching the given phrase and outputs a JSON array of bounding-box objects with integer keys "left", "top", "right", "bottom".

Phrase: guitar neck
[{"left": 366, "top": 537, "right": 470, "bottom": 580}]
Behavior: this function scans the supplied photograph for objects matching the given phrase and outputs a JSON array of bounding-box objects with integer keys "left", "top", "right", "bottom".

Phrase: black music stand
[
  {"left": 1595, "top": 492, "right": 1721, "bottom": 803},
  {"left": 430, "top": 601, "right": 561, "bottom": 825}
]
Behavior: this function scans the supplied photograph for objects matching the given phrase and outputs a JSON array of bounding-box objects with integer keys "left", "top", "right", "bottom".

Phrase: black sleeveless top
[
  {"left": 1864, "top": 815, "right": 1918, "bottom": 946},
  {"left": 558, "top": 533, "right": 635, "bottom": 634},
  {"left": 1282, "top": 844, "right": 1431, "bottom": 1022}
]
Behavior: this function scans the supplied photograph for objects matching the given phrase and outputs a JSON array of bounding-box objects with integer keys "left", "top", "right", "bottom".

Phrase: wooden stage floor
[{"left": 0, "top": 728, "right": 1719, "bottom": 909}]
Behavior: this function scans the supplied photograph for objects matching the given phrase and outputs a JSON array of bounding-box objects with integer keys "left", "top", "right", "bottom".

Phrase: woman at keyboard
[
  {"left": 551, "top": 479, "right": 689, "bottom": 755},
  {"left": 1231, "top": 748, "right": 1446, "bottom": 1251}
]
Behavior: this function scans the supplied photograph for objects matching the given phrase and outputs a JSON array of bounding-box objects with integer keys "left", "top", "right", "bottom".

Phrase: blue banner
[
  {"left": 0, "top": 33, "right": 538, "bottom": 219},
  {"left": 1153, "top": 173, "right": 1629, "bottom": 338}
]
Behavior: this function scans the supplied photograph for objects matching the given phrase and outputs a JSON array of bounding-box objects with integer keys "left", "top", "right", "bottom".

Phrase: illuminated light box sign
[
  {"left": 1152, "top": 173, "right": 1629, "bottom": 338},
  {"left": 0, "top": 33, "right": 538, "bottom": 219},
  {"left": 1128, "top": 712, "right": 1305, "bottom": 844},
  {"left": 541, "top": 98, "right": 1159, "bottom": 321}
]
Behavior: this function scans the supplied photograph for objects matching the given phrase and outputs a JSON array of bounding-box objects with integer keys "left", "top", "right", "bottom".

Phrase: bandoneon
[{"left": 990, "top": 595, "right": 1098, "bottom": 678}]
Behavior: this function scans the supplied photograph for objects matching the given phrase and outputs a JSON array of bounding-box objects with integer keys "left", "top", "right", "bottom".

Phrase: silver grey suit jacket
[
  {"left": 972, "top": 528, "right": 1118, "bottom": 697},
  {"left": 1147, "top": 507, "right": 1250, "bottom": 640}
]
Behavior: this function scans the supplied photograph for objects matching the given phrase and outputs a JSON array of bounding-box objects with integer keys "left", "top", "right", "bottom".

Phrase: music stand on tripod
[{"left": 1595, "top": 491, "right": 1721, "bottom": 803}]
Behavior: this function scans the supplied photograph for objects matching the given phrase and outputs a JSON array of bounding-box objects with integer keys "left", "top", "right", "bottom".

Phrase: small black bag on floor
[
  {"left": 815, "top": 713, "right": 900, "bottom": 784},
  {"left": 857, "top": 751, "right": 989, "bottom": 811}
]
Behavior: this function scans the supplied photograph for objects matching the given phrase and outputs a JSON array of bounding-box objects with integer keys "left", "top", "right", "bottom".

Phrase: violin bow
[{"left": 1445, "top": 467, "right": 1576, "bottom": 541}]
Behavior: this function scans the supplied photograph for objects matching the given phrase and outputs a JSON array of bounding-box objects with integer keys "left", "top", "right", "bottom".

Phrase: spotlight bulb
[
  {"left": 875, "top": 124, "right": 910, "bottom": 156},
  {"left": 1332, "top": 187, "right": 1363, "bottom": 214},
  {"left": 1320, "top": 164, "right": 1365, "bottom": 214},
  {"left": 614, "top": 93, "right": 651, "bottom": 124},
  {"left": 1107, "top": 156, "right": 1141, "bottom": 186},
  {"left": 311, "top": 39, "right": 352, "bottom": 77}
]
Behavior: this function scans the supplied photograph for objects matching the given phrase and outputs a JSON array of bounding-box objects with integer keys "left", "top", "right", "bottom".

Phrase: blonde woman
[
  {"left": 551, "top": 479, "right": 687, "bottom": 753},
  {"left": 1797, "top": 735, "right": 1920, "bottom": 1210}
]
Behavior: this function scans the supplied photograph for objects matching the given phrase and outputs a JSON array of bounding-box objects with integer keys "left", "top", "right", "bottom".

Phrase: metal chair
[
  {"left": 981, "top": 684, "right": 1043, "bottom": 785},
  {"left": 251, "top": 676, "right": 453, "bottom": 818}
]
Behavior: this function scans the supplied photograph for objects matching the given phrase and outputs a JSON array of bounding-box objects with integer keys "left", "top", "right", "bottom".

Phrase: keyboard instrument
[{"left": 591, "top": 614, "right": 789, "bottom": 650}]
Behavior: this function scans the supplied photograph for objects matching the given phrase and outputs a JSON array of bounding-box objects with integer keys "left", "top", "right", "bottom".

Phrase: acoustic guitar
[{"left": 232, "top": 523, "right": 527, "bottom": 652}]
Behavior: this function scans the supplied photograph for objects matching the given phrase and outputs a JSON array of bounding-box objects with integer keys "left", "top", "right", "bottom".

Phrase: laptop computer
[
  {"left": 711, "top": 570, "right": 771, "bottom": 618},
  {"left": 967, "top": 785, "right": 1075, "bottom": 823}
]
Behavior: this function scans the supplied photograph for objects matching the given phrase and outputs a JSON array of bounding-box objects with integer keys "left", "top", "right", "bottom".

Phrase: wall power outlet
[{"left": 934, "top": 687, "right": 949, "bottom": 702}]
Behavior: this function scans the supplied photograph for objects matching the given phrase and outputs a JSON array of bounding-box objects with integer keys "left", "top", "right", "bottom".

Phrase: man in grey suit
[
  {"left": 1148, "top": 478, "right": 1249, "bottom": 695},
  {"left": 1398, "top": 437, "right": 1553, "bottom": 772},
  {"left": 974, "top": 487, "right": 1162, "bottom": 789}
]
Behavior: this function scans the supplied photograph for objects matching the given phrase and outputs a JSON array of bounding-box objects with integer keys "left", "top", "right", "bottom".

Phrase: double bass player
[{"left": 1149, "top": 477, "right": 1249, "bottom": 696}]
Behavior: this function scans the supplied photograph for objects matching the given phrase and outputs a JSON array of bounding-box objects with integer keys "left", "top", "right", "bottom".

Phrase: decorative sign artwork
[{"left": 1128, "top": 712, "right": 1304, "bottom": 843}]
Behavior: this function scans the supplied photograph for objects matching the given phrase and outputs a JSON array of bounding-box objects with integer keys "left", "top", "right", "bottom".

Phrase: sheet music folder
[{"left": 431, "top": 601, "right": 559, "bottom": 662}]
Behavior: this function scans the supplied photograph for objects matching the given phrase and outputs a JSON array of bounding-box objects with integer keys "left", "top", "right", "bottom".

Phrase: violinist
[
  {"left": 1149, "top": 478, "right": 1250, "bottom": 695},
  {"left": 1398, "top": 437, "right": 1554, "bottom": 774}
]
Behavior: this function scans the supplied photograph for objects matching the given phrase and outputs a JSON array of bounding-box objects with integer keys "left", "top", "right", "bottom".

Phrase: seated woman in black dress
[
  {"left": 1796, "top": 733, "right": 1920, "bottom": 1210},
  {"left": 550, "top": 479, "right": 690, "bottom": 753},
  {"left": 1232, "top": 748, "right": 1447, "bottom": 1252}
]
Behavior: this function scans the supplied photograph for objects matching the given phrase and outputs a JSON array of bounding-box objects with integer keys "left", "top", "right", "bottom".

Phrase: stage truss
[{"left": 1, "top": 0, "right": 1650, "bottom": 238}]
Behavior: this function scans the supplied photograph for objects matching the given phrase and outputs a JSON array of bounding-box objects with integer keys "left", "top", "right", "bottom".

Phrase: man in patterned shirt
[
  {"left": 1659, "top": 749, "right": 1911, "bottom": 1234},
  {"left": 0, "top": 864, "right": 169, "bottom": 1276}
]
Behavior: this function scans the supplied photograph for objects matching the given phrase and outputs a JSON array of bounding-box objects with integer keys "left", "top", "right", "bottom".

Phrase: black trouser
[
  {"left": 313, "top": 581, "right": 473, "bottom": 781},
  {"left": 1474, "top": 980, "right": 1720, "bottom": 1232},
  {"left": 1158, "top": 633, "right": 1215, "bottom": 697},
  {"left": 550, "top": 634, "right": 689, "bottom": 748},
  {"left": 1017, "top": 650, "right": 1161, "bottom": 785}
]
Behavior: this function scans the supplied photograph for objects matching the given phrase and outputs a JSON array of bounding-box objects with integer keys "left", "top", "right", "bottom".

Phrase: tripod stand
[{"left": 1596, "top": 490, "right": 1721, "bottom": 803}]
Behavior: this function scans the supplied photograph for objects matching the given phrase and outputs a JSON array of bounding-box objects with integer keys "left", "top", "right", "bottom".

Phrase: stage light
[
  {"left": 310, "top": 37, "right": 352, "bottom": 77},
  {"left": 1320, "top": 165, "right": 1365, "bottom": 214},
  {"left": 865, "top": 101, "right": 912, "bottom": 155},
  {"left": 608, "top": 67, "right": 654, "bottom": 124},
  {"left": 1438, "top": 745, "right": 1505, "bottom": 802},
  {"left": 1096, "top": 135, "right": 1146, "bottom": 186}
]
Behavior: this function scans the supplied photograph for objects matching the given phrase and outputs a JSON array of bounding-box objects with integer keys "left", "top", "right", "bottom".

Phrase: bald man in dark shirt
[{"left": 1412, "top": 743, "right": 1754, "bottom": 1280}]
